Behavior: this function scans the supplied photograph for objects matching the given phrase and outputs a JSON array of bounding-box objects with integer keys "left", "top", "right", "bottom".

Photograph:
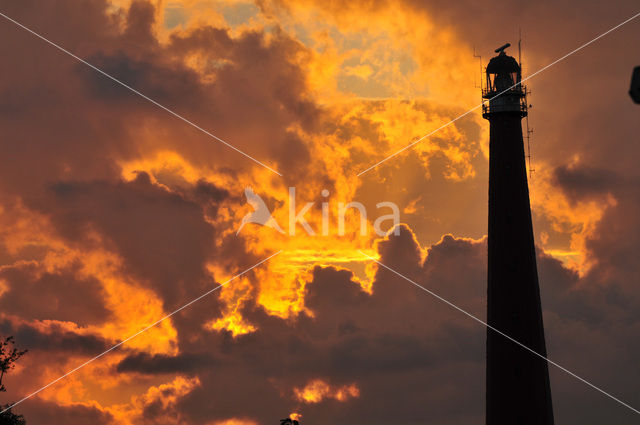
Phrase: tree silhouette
[{"left": 0, "top": 336, "right": 27, "bottom": 425}]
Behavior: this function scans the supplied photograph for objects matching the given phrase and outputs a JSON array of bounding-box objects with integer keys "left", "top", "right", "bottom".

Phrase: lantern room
[
  {"left": 482, "top": 43, "right": 528, "bottom": 118},
  {"left": 484, "top": 43, "right": 522, "bottom": 95}
]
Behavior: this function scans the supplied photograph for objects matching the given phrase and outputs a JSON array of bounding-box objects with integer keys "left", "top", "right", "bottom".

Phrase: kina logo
[{"left": 236, "top": 187, "right": 285, "bottom": 235}]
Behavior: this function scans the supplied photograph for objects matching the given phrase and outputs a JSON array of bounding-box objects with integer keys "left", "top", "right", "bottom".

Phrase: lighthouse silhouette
[{"left": 482, "top": 44, "right": 555, "bottom": 425}]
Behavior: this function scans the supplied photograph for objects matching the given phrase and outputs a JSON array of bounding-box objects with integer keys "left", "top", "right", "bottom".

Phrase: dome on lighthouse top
[{"left": 486, "top": 51, "right": 520, "bottom": 74}]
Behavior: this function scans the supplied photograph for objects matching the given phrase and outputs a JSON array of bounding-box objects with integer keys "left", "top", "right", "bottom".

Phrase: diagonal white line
[
  {"left": 357, "top": 11, "right": 640, "bottom": 177},
  {"left": 0, "top": 250, "right": 281, "bottom": 414},
  {"left": 0, "top": 11, "right": 282, "bottom": 177},
  {"left": 358, "top": 250, "right": 640, "bottom": 416}
]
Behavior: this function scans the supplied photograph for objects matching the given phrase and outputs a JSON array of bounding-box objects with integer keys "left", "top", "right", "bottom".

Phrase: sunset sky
[{"left": 1, "top": 1, "right": 639, "bottom": 424}]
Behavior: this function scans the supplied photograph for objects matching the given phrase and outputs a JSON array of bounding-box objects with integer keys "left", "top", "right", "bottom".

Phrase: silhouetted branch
[{"left": 0, "top": 336, "right": 28, "bottom": 424}]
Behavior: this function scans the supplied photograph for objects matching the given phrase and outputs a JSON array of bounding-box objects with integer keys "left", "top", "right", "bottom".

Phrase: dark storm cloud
[
  {"left": 37, "top": 172, "right": 219, "bottom": 309},
  {"left": 304, "top": 266, "right": 370, "bottom": 312},
  {"left": 80, "top": 50, "right": 204, "bottom": 105},
  {"left": 0, "top": 261, "right": 109, "bottom": 325},
  {"left": 20, "top": 399, "right": 113, "bottom": 425},
  {"left": 373, "top": 226, "right": 486, "bottom": 316},
  {"left": 116, "top": 351, "right": 216, "bottom": 375},
  {"left": 0, "top": 316, "right": 110, "bottom": 355},
  {"left": 582, "top": 177, "right": 640, "bottom": 295},
  {"left": 553, "top": 164, "right": 619, "bottom": 203},
  {"left": 193, "top": 179, "right": 230, "bottom": 203}
]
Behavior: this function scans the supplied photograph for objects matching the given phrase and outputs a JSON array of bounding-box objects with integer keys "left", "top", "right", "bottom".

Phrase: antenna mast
[
  {"left": 473, "top": 46, "right": 483, "bottom": 91},
  {"left": 518, "top": 28, "right": 522, "bottom": 66},
  {"left": 519, "top": 29, "right": 535, "bottom": 179}
]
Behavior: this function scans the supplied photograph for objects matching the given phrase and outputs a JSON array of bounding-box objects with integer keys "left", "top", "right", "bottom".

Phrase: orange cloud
[
  {"left": 208, "top": 419, "right": 259, "bottom": 425},
  {"left": 530, "top": 163, "right": 616, "bottom": 274},
  {"left": 293, "top": 379, "right": 360, "bottom": 404}
]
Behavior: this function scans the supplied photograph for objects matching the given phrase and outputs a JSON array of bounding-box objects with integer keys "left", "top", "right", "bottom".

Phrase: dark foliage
[{"left": 0, "top": 336, "right": 27, "bottom": 425}]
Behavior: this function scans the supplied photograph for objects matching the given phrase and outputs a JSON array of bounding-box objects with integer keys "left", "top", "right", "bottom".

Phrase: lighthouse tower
[{"left": 483, "top": 44, "right": 554, "bottom": 425}]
